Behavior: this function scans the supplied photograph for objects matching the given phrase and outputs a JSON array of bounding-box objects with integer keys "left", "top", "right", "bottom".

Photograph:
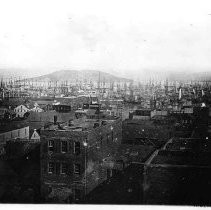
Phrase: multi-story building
[{"left": 40, "top": 116, "right": 122, "bottom": 203}]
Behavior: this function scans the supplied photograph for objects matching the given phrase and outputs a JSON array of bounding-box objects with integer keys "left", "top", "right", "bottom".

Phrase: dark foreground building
[
  {"left": 0, "top": 140, "right": 41, "bottom": 203},
  {"left": 85, "top": 144, "right": 156, "bottom": 204},
  {"left": 40, "top": 117, "right": 122, "bottom": 203},
  {"left": 143, "top": 137, "right": 211, "bottom": 205}
]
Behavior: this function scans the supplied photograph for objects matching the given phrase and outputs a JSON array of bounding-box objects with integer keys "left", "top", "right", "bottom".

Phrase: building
[
  {"left": 54, "top": 96, "right": 91, "bottom": 111},
  {"left": 40, "top": 116, "right": 122, "bottom": 203},
  {"left": 143, "top": 137, "right": 211, "bottom": 205},
  {"left": 30, "top": 106, "right": 44, "bottom": 113},
  {"left": 100, "top": 99, "right": 124, "bottom": 118},
  {"left": 14, "top": 105, "right": 30, "bottom": 118},
  {"left": 52, "top": 103, "right": 71, "bottom": 113},
  {"left": 0, "top": 126, "right": 29, "bottom": 141},
  {"left": 0, "top": 140, "right": 41, "bottom": 203},
  {"left": 129, "top": 109, "right": 151, "bottom": 120},
  {"left": 122, "top": 119, "right": 174, "bottom": 147},
  {"left": 26, "top": 110, "right": 75, "bottom": 125},
  {"left": 75, "top": 103, "right": 116, "bottom": 120},
  {"left": 85, "top": 144, "right": 156, "bottom": 204},
  {"left": 0, "top": 126, "right": 29, "bottom": 153},
  {"left": 30, "top": 129, "right": 40, "bottom": 141},
  {"left": 150, "top": 110, "right": 168, "bottom": 118},
  {"left": 0, "top": 107, "right": 16, "bottom": 121}
]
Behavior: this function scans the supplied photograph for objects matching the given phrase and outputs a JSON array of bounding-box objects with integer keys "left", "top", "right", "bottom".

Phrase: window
[
  {"left": 61, "top": 141, "right": 68, "bottom": 153},
  {"left": 48, "top": 140, "right": 54, "bottom": 152},
  {"left": 48, "top": 162, "right": 55, "bottom": 174},
  {"left": 60, "top": 163, "right": 68, "bottom": 174},
  {"left": 74, "top": 164, "right": 81, "bottom": 175},
  {"left": 74, "top": 142, "right": 80, "bottom": 155}
]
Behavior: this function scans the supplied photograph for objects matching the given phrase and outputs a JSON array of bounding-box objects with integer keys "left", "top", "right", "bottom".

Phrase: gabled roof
[
  {"left": 31, "top": 106, "right": 43, "bottom": 111},
  {"left": 30, "top": 129, "right": 40, "bottom": 140},
  {"left": 14, "top": 104, "right": 29, "bottom": 110}
]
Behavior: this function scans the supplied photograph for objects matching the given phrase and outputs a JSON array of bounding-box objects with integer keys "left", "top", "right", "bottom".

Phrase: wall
[
  {"left": 151, "top": 110, "right": 168, "bottom": 118},
  {"left": 0, "top": 126, "right": 30, "bottom": 152},
  {"left": 27, "top": 111, "right": 75, "bottom": 123},
  {"left": 133, "top": 116, "right": 151, "bottom": 120},
  {"left": 0, "top": 126, "right": 29, "bottom": 141},
  {"left": 85, "top": 163, "right": 144, "bottom": 204},
  {"left": 85, "top": 119, "right": 122, "bottom": 194},
  {"left": 14, "top": 105, "right": 29, "bottom": 118}
]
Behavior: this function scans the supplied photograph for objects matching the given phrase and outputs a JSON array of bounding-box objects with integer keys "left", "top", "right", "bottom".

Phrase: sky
[{"left": 1, "top": 0, "right": 211, "bottom": 79}]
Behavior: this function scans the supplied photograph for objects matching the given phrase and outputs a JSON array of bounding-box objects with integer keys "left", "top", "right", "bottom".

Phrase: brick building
[{"left": 40, "top": 117, "right": 122, "bottom": 203}]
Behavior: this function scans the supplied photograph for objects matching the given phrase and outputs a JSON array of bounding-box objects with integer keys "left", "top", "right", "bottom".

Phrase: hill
[{"left": 25, "top": 70, "right": 133, "bottom": 83}]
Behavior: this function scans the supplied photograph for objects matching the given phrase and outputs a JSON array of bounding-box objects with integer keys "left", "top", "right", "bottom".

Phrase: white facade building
[{"left": 14, "top": 105, "right": 29, "bottom": 118}]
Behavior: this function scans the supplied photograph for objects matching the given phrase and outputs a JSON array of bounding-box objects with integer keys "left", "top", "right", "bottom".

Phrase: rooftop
[
  {"left": 165, "top": 137, "right": 211, "bottom": 153},
  {"left": 151, "top": 150, "right": 211, "bottom": 167},
  {"left": 115, "top": 144, "right": 156, "bottom": 164},
  {"left": 44, "top": 117, "right": 120, "bottom": 132},
  {"left": 0, "top": 121, "right": 29, "bottom": 134}
]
